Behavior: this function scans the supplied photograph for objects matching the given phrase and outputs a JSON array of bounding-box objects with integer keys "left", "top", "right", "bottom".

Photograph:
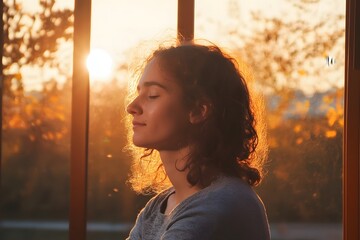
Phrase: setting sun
[{"left": 86, "top": 48, "right": 113, "bottom": 81}]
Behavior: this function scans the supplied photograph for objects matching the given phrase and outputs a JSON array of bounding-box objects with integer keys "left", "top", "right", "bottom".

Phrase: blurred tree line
[
  {"left": 229, "top": 0, "right": 344, "bottom": 222},
  {"left": 1, "top": 0, "right": 73, "bottom": 220},
  {"left": 1, "top": 0, "right": 344, "bottom": 224}
]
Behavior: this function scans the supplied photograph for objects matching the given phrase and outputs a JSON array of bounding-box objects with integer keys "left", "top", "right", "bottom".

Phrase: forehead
[
  {"left": 138, "top": 58, "right": 176, "bottom": 89},
  {"left": 140, "top": 59, "right": 161, "bottom": 81}
]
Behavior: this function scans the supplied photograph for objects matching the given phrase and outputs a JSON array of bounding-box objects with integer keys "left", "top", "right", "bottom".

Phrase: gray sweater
[{"left": 127, "top": 176, "right": 270, "bottom": 240}]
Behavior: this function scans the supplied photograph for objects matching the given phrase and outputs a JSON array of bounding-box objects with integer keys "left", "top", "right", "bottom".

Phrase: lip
[{"left": 132, "top": 121, "right": 146, "bottom": 128}]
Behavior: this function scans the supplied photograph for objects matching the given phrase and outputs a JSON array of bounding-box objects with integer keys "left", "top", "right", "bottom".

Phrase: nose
[{"left": 127, "top": 97, "right": 142, "bottom": 115}]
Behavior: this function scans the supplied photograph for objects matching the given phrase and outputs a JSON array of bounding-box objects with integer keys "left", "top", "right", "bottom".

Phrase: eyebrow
[{"left": 137, "top": 81, "right": 169, "bottom": 91}]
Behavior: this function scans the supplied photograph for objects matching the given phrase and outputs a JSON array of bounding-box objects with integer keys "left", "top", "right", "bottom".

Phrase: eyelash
[{"left": 148, "top": 95, "right": 159, "bottom": 99}]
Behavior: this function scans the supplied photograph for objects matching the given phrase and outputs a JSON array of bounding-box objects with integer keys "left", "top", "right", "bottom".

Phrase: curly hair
[{"left": 125, "top": 42, "right": 267, "bottom": 194}]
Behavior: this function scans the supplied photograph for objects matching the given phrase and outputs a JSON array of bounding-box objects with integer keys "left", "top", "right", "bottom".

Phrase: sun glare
[{"left": 86, "top": 48, "right": 113, "bottom": 82}]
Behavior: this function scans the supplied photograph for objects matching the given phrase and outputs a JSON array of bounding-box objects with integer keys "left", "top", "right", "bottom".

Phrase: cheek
[{"left": 150, "top": 101, "right": 189, "bottom": 132}]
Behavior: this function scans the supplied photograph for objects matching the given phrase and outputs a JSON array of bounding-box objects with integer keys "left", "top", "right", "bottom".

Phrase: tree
[
  {"left": 2, "top": 0, "right": 72, "bottom": 130},
  {"left": 1, "top": 0, "right": 74, "bottom": 220},
  {"left": 226, "top": 0, "right": 345, "bottom": 222}
]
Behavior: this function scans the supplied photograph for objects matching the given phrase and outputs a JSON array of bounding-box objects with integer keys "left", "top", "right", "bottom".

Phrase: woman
[{"left": 126, "top": 42, "right": 270, "bottom": 240}]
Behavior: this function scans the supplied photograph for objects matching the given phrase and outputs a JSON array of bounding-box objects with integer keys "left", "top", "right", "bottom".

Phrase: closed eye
[{"left": 148, "top": 95, "right": 159, "bottom": 99}]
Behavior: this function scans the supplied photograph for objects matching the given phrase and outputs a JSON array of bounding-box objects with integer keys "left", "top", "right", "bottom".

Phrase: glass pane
[
  {"left": 0, "top": 0, "right": 74, "bottom": 240},
  {"left": 195, "top": 0, "right": 344, "bottom": 239},
  {"left": 87, "top": 1, "right": 177, "bottom": 239}
]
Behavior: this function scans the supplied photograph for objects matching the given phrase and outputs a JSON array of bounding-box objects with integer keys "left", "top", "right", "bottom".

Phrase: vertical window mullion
[
  {"left": 177, "top": 0, "right": 194, "bottom": 42},
  {"left": 344, "top": 0, "right": 360, "bottom": 239},
  {"left": 69, "top": 0, "right": 92, "bottom": 240},
  {"left": 0, "top": 0, "right": 4, "bottom": 185}
]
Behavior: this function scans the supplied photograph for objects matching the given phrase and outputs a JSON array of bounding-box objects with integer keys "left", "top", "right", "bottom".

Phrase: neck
[{"left": 159, "top": 146, "right": 201, "bottom": 204}]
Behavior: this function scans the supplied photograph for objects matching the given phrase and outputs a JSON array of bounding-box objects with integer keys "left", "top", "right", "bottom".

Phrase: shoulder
[
  {"left": 198, "top": 176, "right": 264, "bottom": 211},
  {"left": 164, "top": 177, "right": 270, "bottom": 239},
  {"left": 213, "top": 177, "right": 268, "bottom": 222},
  {"left": 173, "top": 175, "right": 268, "bottom": 220}
]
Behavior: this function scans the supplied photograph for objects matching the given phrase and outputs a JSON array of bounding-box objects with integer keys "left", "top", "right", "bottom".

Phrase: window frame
[
  {"left": 343, "top": 0, "right": 360, "bottom": 238},
  {"left": 69, "top": 0, "right": 92, "bottom": 240},
  {"left": 68, "top": 1, "right": 195, "bottom": 240},
  {"left": 0, "top": 0, "right": 3, "bottom": 186},
  {"left": 71, "top": 0, "right": 360, "bottom": 238},
  {"left": 0, "top": 0, "right": 358, "bottom": 239}
]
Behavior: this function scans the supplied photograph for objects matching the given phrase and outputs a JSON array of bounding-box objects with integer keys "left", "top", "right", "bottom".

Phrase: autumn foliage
[{"left": 1, "top": 0, "right": 344, "bottom": 224}]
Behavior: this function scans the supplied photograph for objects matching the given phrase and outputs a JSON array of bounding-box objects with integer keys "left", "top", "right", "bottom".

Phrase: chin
[
  {"left": 132, "top": 138, "right": 153, "bottom": 149},
  {"left": 132, "top": 136, "right": 183, "bottom": 151}
]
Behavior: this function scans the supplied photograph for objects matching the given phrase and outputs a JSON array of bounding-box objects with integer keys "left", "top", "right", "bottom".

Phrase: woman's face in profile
[{"left": 127, "top": 59, "right": 191, "bottom": 151}]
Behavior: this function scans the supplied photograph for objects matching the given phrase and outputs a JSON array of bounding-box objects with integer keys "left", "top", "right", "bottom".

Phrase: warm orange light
[{"left": 86, "top": 48, "right": 113, "bottom": 82}]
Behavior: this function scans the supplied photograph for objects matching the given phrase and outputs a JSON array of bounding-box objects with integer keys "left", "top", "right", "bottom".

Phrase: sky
[{"left": 20, "top": 0, "right": 346, "bottom": 94}]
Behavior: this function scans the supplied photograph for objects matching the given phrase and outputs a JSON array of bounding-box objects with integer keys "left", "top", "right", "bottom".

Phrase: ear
[{"left": 189, "top": 101, "right": 212, "bottom": 124}]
